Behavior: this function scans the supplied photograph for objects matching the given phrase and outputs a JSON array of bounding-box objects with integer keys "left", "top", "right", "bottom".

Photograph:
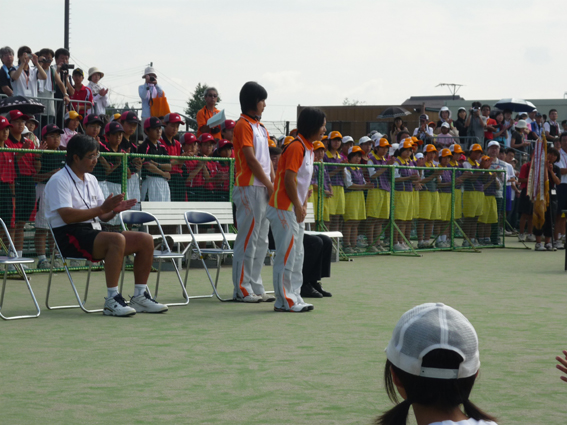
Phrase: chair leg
[
  {"left": 182, "top": 246, "right": 213, "bottom": 300},
  {"left": 163, "top": 258, "right": 190, "bottom": 307},
  {"left": 0, "top": 265, "right": 41, "bottom": 320}
]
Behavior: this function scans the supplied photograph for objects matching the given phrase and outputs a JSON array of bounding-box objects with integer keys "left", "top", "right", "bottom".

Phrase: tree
[
  {"left": 342, "top": 97, "right": 365, "bottom": 106},
  {"left": 185, "top": 83, "right": 222, "bottom": 121}
]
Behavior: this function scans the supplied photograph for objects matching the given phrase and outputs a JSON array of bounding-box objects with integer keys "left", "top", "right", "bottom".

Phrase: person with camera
[
  {"left": 138, "top": 67, "right": 163, "bottom": 121},
  {"left": 412, "top": 114, "right": 434, "bottom": 144},
  {"left": 37, "top": 48, "right": 71, "bottom": 128},
  {"left": 53, "top": 48, "right": 75, "bottom": 127},
  {"left": 465, "top": 102, "right": 485, "bottom": 148},
  {"left": 10, "top": 46, "right": 47, "bottom": 97},
  {"left": 196, "top": 87, "right": 222, "bottom": 140}
]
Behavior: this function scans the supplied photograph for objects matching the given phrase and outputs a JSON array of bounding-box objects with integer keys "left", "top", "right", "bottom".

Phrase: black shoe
[
  {"left": 312, "top": 281, "right": 332, "bottom": 297},
  {"left": 300, "top": 283, "right": 323, "bottom": 298}
]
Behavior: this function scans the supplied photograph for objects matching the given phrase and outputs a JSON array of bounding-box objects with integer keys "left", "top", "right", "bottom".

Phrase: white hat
[
  {"left": 22, "top": 125, "right": 31, "bottom": 134},
  {"left": 142, "top": 66, "right": 157, "bottom": 79},
  {"left": 88, "top": 67, "right": 104, "bottom": 81},
  {"left": 487, "top": 140, "right": 501, "bottom": 149},
  {"left": 441, "top": 122, "right": 450, "bottom": 129},
  {"left": 415, "top": 152, "right": 424, "bottom": 159},
  {"left": 518, "top": 112, "right": 528, "bottom": 117},
  {"left": 342, "top": 135, "right": 354, "bottom": 144},
  {"left": 515, "top": 119, "right": 528, "bottom": 129},
  {"left": 358, "top": 136, "right": 372, "bottom": 145},
  {"left": 458, "top": 107, "right": 467, "bottom": 112},
  {"left": 389, "top": 143, "right": 399, "bottom": 157},
  {"left": 385, "top": 302, "right": 480, "bottom": 379},
  {"left": 371, "top": 132, "right": 384, "bottom": 142}
]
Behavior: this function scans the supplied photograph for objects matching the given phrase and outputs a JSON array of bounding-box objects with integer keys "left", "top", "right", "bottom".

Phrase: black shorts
[
  {"left": 52, "top": 223, "right": 103, "bottom": 262},
  {"left": 14, "top": 176, "right": 36, "bottom": 222},
  {"left": 518, "top": 188, "right": 533, "bottom": 215},
  {"left": 0, "top": 182, "right": 14, "bottom": 224},
  {"left": 556, "top": 184, "right": 567, "bottom": 212}
]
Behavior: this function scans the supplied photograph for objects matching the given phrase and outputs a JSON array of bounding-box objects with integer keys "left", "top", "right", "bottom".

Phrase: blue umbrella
[{"left": 493, "top": 98, "right": 536, "bottom": 113}]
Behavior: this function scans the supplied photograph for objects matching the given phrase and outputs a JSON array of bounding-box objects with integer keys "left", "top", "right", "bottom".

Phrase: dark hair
[
  {"left": 393, "top": 147, "right": 411, "bottom": 158},
  {"left": 17, "top": 46, "right": 32, "bottom": 64},
  {"left": 239, "top": 81, "right": 267, "bottom": 114},
  {"left": 548, "top": 147, "right": 559, "bottom": 160},
  {"left": 471, "top": 101, "right": 482, "bottom": 108},
  {"left": 481, "top": 104, "right": 491, "bottom": 111},
  {"left": 560, "top": 132, "right": 567, "bottom": 142},
  {"left": 396, "top": 131, "right": 410, "bottom": 143},
  {"left": 54, "top": 48, "right": 70, "bottom": 59},
  {"left": 549, "top": 109, "right": 558, "bottom": 115},
  {"left": 38, "top": 48, "right": 55, "bottom": 58},
  {"left": 375, "top": 350, "right": 496, "bottom": 425},
  {"left": 297, "top": 107, "right": 326, "bottom": 139},
  {"left": 269, "top": 146, "right": 282, "bottom": 156},
  {"left": 503, "top": 108, "right": 512, "bottom": 115},
  {"left": 66, "top": 134, "right": 99, "bottom": 165},
  {"left": 505, "top": 148, "right": 515, "bottom": 155}
]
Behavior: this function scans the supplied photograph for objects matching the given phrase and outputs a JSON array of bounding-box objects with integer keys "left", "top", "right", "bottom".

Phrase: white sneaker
[
  {"left": 472, "top": 239, "right": 481, "bottom": 247},
  {"left": 545, "top": 243, "right": 554, "bottom": 251},
  {"left": 526, "top": 234, "right": 536, "bottom": 242},
  {"left": 518, "top": 233, "right": 526, "bottom": 242},
  {"left": 274, "top": 303, "right": 311, "bottom": 313},
  {"left": 535, "top": 242, "right": 546, "bottom": 251},
  {"left": 461, "top": 240, "right": 471, "bottom": 247},
  {"left": 104, "top": 294, "right": 137, "bottom": 317},
  {"left": 129, "top": 291, "right": 168, "bottom": 313},
  {"left": 554, "top": 241, "right": 564, "bottom": 250},
  {"left": 298, "top": 301, "right": 314, "bottom": 311},
  {"left": 36, "top": 258, "right": 52, "bottom": 269},
  {"left": 393, "top": 243, "right": 405, "bottom": 251},
  {"left": 235, "top": 294, "right": 262, "bottom": 303},
  {"left": 258, "top": 293, "right": 276, "bottom": 302}
]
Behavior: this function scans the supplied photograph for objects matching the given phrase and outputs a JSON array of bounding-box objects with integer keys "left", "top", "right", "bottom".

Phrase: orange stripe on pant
[
  {"left": 238, "top": 217, "right": 255, "bottom": 297},
  {"left": 282, "top": 235, "right": 294, "bottom": 309}
]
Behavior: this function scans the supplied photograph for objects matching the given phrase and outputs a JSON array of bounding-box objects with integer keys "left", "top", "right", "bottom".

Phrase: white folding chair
[
  {"left": 119, "top": 211, "right": 189, "bottom": 307},
  {"left": 0, "top": 219, "right": 40, "bottom": 320},
  {"left": 183, "top": 211, "right": 234, "bottom": 302},
  {"left": 46, "top": 222, "right": 103, "bottom": 313}
]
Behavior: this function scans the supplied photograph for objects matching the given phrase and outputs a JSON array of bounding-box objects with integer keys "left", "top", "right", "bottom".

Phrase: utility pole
[
  {"left": 64, "top": 0, "right": 70, "bottom": 50},
  {"left": 436, "top": 83, "right": 464, "bottom": 100}
]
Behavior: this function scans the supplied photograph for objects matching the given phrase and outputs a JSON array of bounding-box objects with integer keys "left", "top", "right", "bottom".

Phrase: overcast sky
[{"left": 4, "top": 0, "right": 567, "bottom": 124}]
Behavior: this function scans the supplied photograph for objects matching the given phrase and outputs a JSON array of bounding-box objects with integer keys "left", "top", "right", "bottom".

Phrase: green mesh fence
[{"left": 316, "top": 160, "right": 506, "bottom": 257}]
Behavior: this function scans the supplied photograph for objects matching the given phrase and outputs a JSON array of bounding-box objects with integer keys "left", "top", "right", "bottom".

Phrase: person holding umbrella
[{"left": 390, "top": 117, "right": 409, "bottom": 143}]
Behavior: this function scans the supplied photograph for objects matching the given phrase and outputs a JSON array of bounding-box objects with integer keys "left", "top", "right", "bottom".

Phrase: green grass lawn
[{"left": 1, "top": 242, "right": 566, "bottom": 424}]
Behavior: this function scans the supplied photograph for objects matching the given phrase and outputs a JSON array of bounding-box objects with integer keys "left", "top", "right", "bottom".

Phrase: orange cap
[
  {"left": 377, "top": 138, "right": 390, "bottom": 148},
  {"left": 283, "top": 136, "right": 295, "bottom": 146},
  {"left": 348, "top": 146, "right": 363, "bottom": 155},
  {"left": 328, "top": 131, "right": 343, "bottom": 140},
  {"left": 451, "top": 144, "right": 464, "bottom": 154},
  {"left": 440, "top": 148, "right": 452, "bottom": 158},
  {"left": 471, "top": 144, "right": 483, "bottom": 152},
  {"left": 268, "top": 139, "right": 277, "bottom": 148},
  {"left": 481, "top": 155, "right": 491, "bottom": 161},
  {"left": 401, "top": 138, "right": 414, "bottom": 149},
  {"left": 322, "top": 135, "right": 328, "bottom": 140},
  {"left": 425, "top": 144, "right": 437, "bottom": 153},
  {"left": 313, "top": 141, "right": 325, "bottom": 150}
]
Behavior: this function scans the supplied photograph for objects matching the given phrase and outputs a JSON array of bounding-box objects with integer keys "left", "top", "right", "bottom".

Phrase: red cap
[
  {"left": 459, "top": 154, "right": 466, "bottom": 161},
  {"left": 223, "top": 120, "right": 236, "bottom": 130},
  {"left": 182, "top": 133, "right": 197, "bottom": 145},
  {"left": 144, "top": 117, "right": 162, "bottom": 130},
  {"left": 120, "top": 111, "right": 140, "bottom": 123},
  {"left": 217, "top": 139, "right": 233, "bottom": 150},
  {"left": 41, "top": 124, "right": 64, "bottom": 138},
  {"left": 0, "top": 116, "right": 13, "bottom": 130},
  {"left": 8, "top": 110, "right": 31, "bottom": 122},
  {"left": 105, "top": 122, "right": 125, "bottom": 135},
  {"left": 198, "top": 133, "right": 215, "bottom": 144},
  {"left": 83, "top": 114, "right": 104, "bottom": 126},
  {"left": 163, "top": 113, "right": 185, "bottom": 125}
]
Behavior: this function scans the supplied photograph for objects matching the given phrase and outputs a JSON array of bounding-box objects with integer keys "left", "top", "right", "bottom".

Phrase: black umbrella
[
  {"left": 493, "top": 98, "right": 536, "bottom": 113},
  {"left": 0, "top": 95, "right": 45, "bottom": 115},
  {"left": 376, "top": 107, "right": 411, "bottom": 119}
]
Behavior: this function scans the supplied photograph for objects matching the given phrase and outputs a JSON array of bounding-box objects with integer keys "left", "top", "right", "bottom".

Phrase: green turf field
[{"left": 1, "top": 241, "right": 566, "bottom": 425}]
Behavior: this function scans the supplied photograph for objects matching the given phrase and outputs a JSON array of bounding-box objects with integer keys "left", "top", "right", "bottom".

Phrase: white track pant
[
  {"left": 266, "top": 206, "right": 305, "bottom": 310},
  {"left": 232, "top": 186, "right": 270, "bottom": 298},
  {"left": 141, "top": 176, "right": 171, "bottom": 202}
]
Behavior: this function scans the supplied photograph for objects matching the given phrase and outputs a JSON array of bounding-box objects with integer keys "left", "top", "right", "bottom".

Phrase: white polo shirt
[
  {"left": 559, "top": 149, "right": 567, "bottom": 185},
  {"left": 44, "top": 165, "right": 104, "bottom": 228}
]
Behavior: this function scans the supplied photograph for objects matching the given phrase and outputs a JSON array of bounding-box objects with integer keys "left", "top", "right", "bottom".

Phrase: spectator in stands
[
  {"left": 138, "top": 117, "right": 171, "bottom": 202},
  {"left": 53, "top": 48, "right": 75, "bottom": 125},
  {"left": 393, "top": 139, "right": 417, "bottom": 251},
  {"left": 561, "top": 120, "right": 567, "bottom": 133},
  {"left": 436, "top": 149, "right": 453, "bottom": 247},
  {"left": 180, "top": 133, "right": 198, "bottom": 200},
  {"left": 449, "top": 144, "right": 464, "bottom": 223},
  {"left": 0, "top": 46, "right": 15, "bottom": 96},
  {"left": 197, "top": 87, "right": 221, "bottom": 139},
  {"left": 289, "top": 128, "right": 298, "bottom": 138},
  {"left": 375, "top": 302, "right": 497, "bottom": 425},
  {"left": 232, "top": 81, "right": 274, "bottom": 303},
  {"left": 221, "top": 119, "right": 235, "bottom": 142},
  {"left": 557, "top": 350, "right": 567, "bottom": 383},
  {"left": 526, "top": 109, "right": 537, "bottom": 125},
  {"left": 70, "top": 68, "right": 94, "bottom": 117},
  {"left": 0, "top": 117, "right": 15, "bottom": 250},
  {"left": 10, "top": 46, "right": 47, "bottom": 97},
  {"left": 34, "top": 124, "right": 65, "bottom": 269},
  {"left": 44, "top": 134, "right": 168, "bottom": 316},
  {"left": 491, "top": 110, "right": 508, "bottom": 147},
  {"left": 309, "top": 140, "right": 332, "bottom": 228},
  {"left": 501, "top": 109, "right": 514, "bottom": 147},
  {"left": 530, "top": 112, "right": 544, "bottom": 138},
  {"left": 390, "top": 117, "right": 408, "bottom": 143},
  {"left": 324, "top": 131, "right": 346, "bottom": 233},
  {"left": 461, "top": 144, "right": 484, "bottom": 247},
  {"left": 465, "top": 102, "right": 484, "bottom": 147},
  {"left": 477, "top": 155, "right": 499, "bottom": 245},
  {"left": 417, "top": 145, "right": 441, "bottom": 248},
  {"left": 160, "top": 113, "right": 185, "bottom": 202},
  {"left": 503, "top": 148, "right": 519, "bottom": 229},
  {"left": 87, "top": 67, "right": 109, "bottom": 117},
  {"left": 555, "top": 132, "right": 567, "bottom": 247},
  {"left": 454, "top": 107, "right": 468, "bottom": 141},
  {"left": 481, "top": 104, "right": 496, "bottom": 142},
  {"left": 342, "top": 146, "right": 373, "bottom": 253},
  {"left": 510, "top": 120, "right": 531, "bottom": 152},
  {"left": 37, "top": 48, "right": 70, "bottom": 127},
  {"left": 83, "top": 114, "right": 104, "bottom": 142},
  {"left": 340, "top": 135, "right": 354, "bottom": 160},
  {"left": 413, "top": 114, "right": 434, "bottom": 144},
  {"left": 212, "top": 139, "right": 233, "bottom": 201},
  {"left": 517, "top": 158, "right": 535, "bottom": 243},
  {"left": 544, "top": 109, "right": 561, "bottom": 145},
  {"left": 358, "top": 136, "right": 373, "bottom": 165},
  {"left": 138, "top": 67, "right": 163, "bottom": 121},
  {"left": 25, "top": 117, "right": 40, "bottom": 148},
  {"left": 434, "top": 107, "right": 458, "bottom": 138},
  {"left": 188, "top": 133, "right": 217, "bottom": 201},
  {"left": 267, "top": 107, "right": 325, "bottom": 312},
  {"left": 436, "top": 122, "right": 454, "bottom": 149},
  {"left": 533, "top": 148, "right": 560, "bottom": 251},
  {"left": 486, "top": 141, "right": 506, "bottom": 244},
  {"left": 60, "top": 111, "right": 81, "bottom": 149}
]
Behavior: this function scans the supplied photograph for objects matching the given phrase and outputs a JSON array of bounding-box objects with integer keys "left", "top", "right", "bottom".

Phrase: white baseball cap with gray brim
[
  {"left": 441, "top": 122, "right": 451, "bottom": 129},
  {"left": 385, "top": 302, "right": 480, "bottom": 379},
  {"left": 515, "top": 119, "right": 529, "bottom": 129},
  {"left": 487, "top": 141, "right": 501, "bottom": 149},
  {"left": 342, "top": 136, "right": 354, "bottom": 144},
  {"left": 357, "top": 136, "right": 372, "bottom": 146},
  {"left": 371, "top": 132, "right": 384, "bottom": 142}
]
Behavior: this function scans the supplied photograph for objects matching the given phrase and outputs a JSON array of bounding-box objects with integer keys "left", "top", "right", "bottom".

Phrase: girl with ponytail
[{"left": 375, "top": 303, "right": 497, "bottom": 425}]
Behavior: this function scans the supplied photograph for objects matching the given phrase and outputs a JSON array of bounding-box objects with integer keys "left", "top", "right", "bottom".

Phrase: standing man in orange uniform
[
  {"left": 196, "top": 87, "right": 222, "bottom": 140},
  {"left": 231, "top": 82, "right": 275, "bottom": 303},
  {"left": 267, "top": 107, "right": 326, "bottom": 312}
]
